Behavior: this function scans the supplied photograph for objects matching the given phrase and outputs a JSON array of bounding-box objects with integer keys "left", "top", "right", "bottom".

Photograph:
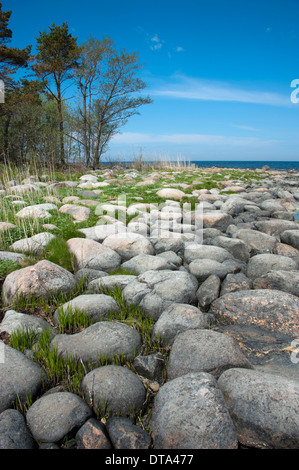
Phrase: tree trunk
[{"left": 57, "top": 83, "right": 65, "bottom": 166}]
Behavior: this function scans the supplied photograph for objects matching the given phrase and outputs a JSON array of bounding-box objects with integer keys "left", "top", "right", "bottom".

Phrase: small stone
[
  {"left": 106, "top": 417, "right": 152, "bottom": 449},
  {"left": 75, "top": 418, "right": 112, "bottom": 449}
]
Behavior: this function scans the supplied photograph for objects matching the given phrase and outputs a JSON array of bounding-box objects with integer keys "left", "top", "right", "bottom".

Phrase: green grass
[{"left": 0, "top": 260, "right": 21, "bottom": 279}]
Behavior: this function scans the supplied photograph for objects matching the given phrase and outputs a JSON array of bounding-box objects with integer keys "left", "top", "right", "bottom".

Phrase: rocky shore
[{"left": 0, "top": 164, "right": 298, "bottom": 449}]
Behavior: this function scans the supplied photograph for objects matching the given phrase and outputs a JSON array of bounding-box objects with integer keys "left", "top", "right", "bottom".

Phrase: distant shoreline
[{"left": 103, "top": 160, "right": 299, "bottom": 171}]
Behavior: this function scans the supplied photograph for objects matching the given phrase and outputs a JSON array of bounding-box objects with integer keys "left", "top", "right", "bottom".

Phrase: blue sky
[{"left": 5, "top": 0, "right": 299, "bottom": 161}]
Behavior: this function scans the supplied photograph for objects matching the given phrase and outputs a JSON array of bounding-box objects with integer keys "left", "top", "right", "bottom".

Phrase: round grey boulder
[
  {"left": 167, "top": 329, "right": 252, "bottom": 380},
  {"left": 150, "top": 372, "right": 238, "bottom": 449},
  {"left": 51, "top": 321, "right": 141, "bottom": 365},
  {"left": 246, "top": 253, "right": 298, "bottom": 279},
  {"left": 53, "top": 294, "right": 120, "bottom": 325},
  {"left": 0, "top": 342, "right": 47, "bottom": 413},
  {"left": 2, "top": 260, "right": 76, "bottom": 305},
  {"left": 218, "top": 368, "right": 299, "bottom": 449},
  {"left": 26, "top": 392, "right": 92, "bottom": 444},
  {"left": 152, "top": 303, "right": 208, "bottom": 346},
  {"left": 0, "top": 409, "right": 36, "bottom": 449},
  {"left": 81, "top": 365, "right": 146, "bottom": 418}
]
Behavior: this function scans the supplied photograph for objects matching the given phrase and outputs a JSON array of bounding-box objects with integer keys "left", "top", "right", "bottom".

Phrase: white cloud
[
  {"left": 150, "top": 34, "right": 163, "bottom": 50},
  {"left": 112, "top": 132, "right": 279, "bottom": 147},
  {"left": 150, "top": 75, "right": 290, "bottom": 107},
  {"left": 233, "top": 125, "right": 260, "bottom": 132},
  {"left": 175, "top": 46, "right": 184, "bottom": 52}
]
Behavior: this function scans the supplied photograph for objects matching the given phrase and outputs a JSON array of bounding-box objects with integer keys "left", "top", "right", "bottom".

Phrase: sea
[{"left": 189, "top": 161, "right": 299, "bottom": 171}]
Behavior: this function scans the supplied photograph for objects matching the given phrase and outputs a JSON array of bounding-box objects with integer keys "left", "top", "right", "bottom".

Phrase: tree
[
  {"left": 0, "top": 2, "right": 31, "bottom": 85},
  {"left": 33, "top": 22, "right": 80, "bottom": 165},
  {"left": 72, "top": 36, "right": 113, "bottom": 166},
  {"left": 73, "top": 38, "right": 153, "bottom": 167}
]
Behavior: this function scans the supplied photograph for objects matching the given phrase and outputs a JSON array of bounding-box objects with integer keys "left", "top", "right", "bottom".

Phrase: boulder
[
  {"left": 102, "top": 232, "right": 155, "bottom": 261},
  {"left": 26, "top": 392, "right": 92, "bottom": 444},
  {"left": 167, "top": 329, "right": 252, "bottom": 380},
  {"left": 253, "top": 270, "right": 299, "bottom": 297},
  {"left": 246, "top": 253, "right": 298, "bottom": 279},
  {"left": 121, "top": 254, "right": 176, "bottom": 275},
  {"left": 280, "top": 230, "right": 299, "bottom": 250},
  {"left": 51, "top": 321, "right": 141, "bottom": 365},
  {"left": 196, "top": 274, "right": 221, "bottom": 310},
  {"left": 0, "top": 310, "right": 56, "bottom": 338},
  {"left": 123, "top": 270, "right": 198, "bottom": 321},
  {"left": 9, "top": 232, "right": 55, "bottom": 255},
  {"left": 150, "top": 372, "right": 238, "bottom": 449},
  {"left": 220, "top": 272, "right": 253, "bottom": 296},
  {"left": 151, "top": 303, "right": 208, "bottom": 346},
  {"left": 105, "top": 417, "right": 152, "bottom": 449},
  {"left": 81, "top": 365, "right": 146, "bottom": 418},
  {"left": 2, "top": 260, "right": 76, "bottom": 305},
  {"left": 59, "top": 204, "right": 90, "bottom": 221},
  {"left": 184, "top": 244, "right": 233, "bottom": 264},
  {"left": 235, "top": 229, "right": 277, "bottom": 255},
  {"left": 218, "top": 368, "right": 299, "bottom": 449},
  {"left": 0, "top": 409, "right": 36, "bottom": 449},
  {"left": 210, "top": 289, "right": 299, "bottom": 337},
  {"left": 75, "top": 418, "right": 112, "bottom": 449},
  {"left": 67, "top": 238, "right": 121, "bottom": 273},
  {"left": 0, "top": 342, "right": 47, "bottom": 413},
  {"left": 53, "top": 294, "right": 120, "bottom": 325}
]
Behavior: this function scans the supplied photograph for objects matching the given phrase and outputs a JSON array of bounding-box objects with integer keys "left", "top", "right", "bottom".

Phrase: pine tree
[{"left": 33, "top": 22, "right": 80, "bottom": 165}]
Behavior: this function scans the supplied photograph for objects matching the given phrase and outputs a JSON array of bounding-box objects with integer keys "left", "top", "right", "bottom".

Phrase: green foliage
[{"left": 0, "top": 259, "right": 21, "bottom": 279}]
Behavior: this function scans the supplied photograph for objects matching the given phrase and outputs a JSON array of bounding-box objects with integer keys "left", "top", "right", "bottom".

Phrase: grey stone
[
  {"left": 53, "top": 293, "right": 120, "bottom": 325},
  {"left": 121, "top": 254, "right": 176, "bottom": 275},
  {"left": 75, "top": 418, "right": 112, "bottom": 449},
  {"left": 167, "top": 329, "right": 252, "bottom": 380},
  {"left": 253, "top": 270, "right": 299, "bottom": 297},
  {"left": 220, "top": 272, "right": 253, "bottom": 296},
  {"left": 81, "top": 365, "right": 146, "bottom": 417},
  {"left": 74, "top": 268, "right": 109, "bottom": 284},
  {"left": 211, "top": 235, "right": 250, "bottom": 263},
  {"left": 123, "top": 270, "right": 198, "bottom": 320},
  {"left": 196, "top": 274, "right": 221, "bottom": 310},
  {"left": 67, "top": 238, "right": 121, "bottom": 273},
  {"left": 156, "top": 250, "right": 183, "bottom": 267},
  {"left": 0, "top": 409, "right": 36, "bottom": 449},
  {"left": 184, "top": 243, "right": 233, "bottom": 264},
  {"left": 210, "top": 289, "right": 299, "bottom": 337},
  {"left": 152, "top": 303, "right": 208, "bottom": 346},
  {"left": 0, "top": 310, "right": 56, "bottom": 338},
  {"left": 280, "top": 230, "right": 299, "bottom": 250},
  {"left": 235, "top": 229, "right": 277, "bottom": 255},
  {"left": 246, "top": 253, "right": 298, "bottom": 279},
  {"left": 254, "top": 219, "right": 299, "bottom": 238},
  {"left": 218, "top": 368, "right": 299, "bottom": 449},
  {"left": 106, "top": 417, "right": 152, "bottom": 449},
  {"left": 88, "top": 274, "right": 137, "bottom": 293},
  {"left": 0, "top": 251, "right": 25, "bottom": 263},
  {"left": 133, "top": 353, "right": 164, "bottom": 382},
  {"left": 2, "top": 260, "right": 76, "bottom": 305},
  {"left": 0, "top": 342, "right": 47, "bottom": 413},
  {"left": 26, "top": 392, "right": 92, "bottom": 444},
  {"left": 51, "top": 321, "right": 141, "bottom": 365},
  {"left": 103, "top": 232, "right": 155, "bottom": 261},
  {"left": 150, "top": 372, "right": 238, "bottom": 449},
  {"left": 9, "top": 232, "right": 55, "bottom": 255},
  {"left": 188, "top": 258, "right": 238, "bottom": 282}
]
